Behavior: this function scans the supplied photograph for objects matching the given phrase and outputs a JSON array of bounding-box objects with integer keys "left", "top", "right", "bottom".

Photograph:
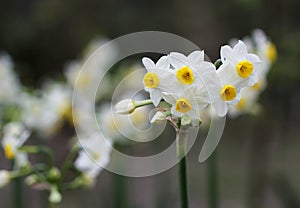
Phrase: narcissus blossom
[{"left": 142, "top": 56, "right": 175, "bottom": 106}]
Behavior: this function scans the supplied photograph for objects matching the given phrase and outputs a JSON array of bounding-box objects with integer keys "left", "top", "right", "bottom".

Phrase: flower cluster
[{"left": 116, "top": 39, "right": 271, "bottom": 127}]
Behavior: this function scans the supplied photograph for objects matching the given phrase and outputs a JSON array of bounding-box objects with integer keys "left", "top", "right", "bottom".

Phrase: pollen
[
  {"left": 175, "top": 98, "right": 192, "bottom": 113},
  {"left": 176, "top": 66, "right": 194, "bottom": 84},
  {"left": 4, "top": 144, "right": 15, "bottom": 159},
  {"left": 220, "top": 85, "right": 237, "bottom": 101},
  {"left": 236, "top": 60, "right": 254, "bottom": 78},
  {"left": 143, "top": 72, "right": 159, "bottom": 88},
  {"left": 266, "top": 43, "right": 277, "bottom": 63}
]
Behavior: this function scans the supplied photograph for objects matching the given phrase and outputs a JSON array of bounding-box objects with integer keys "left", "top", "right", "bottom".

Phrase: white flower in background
[
  {"left": 1, "top": 122, "right": 30, "bottom": 168},
  {"left": 162, "top": 86, "right": 209, "bottom": 125},
  {"left": 142, "top": 56, "right": 175, "bottom": 106},
  {"left": 252, "top": 29, "right": 277, "bottom": 68},
  {"left": 42, "top": 82, "right": 72, "bottom": 123},
  {"left": 21, "top": 92, "right": 60, "bottom": 136},
  {"left": 0, "top": 170, "right": 11, "bottom": 188},
  {"left": 228, "top": 87, "right": 261, "bottom": 117},
  {"left": 65, "top": 38, "right": 117, "bottom": 102},
  {"left": 21, "top": 82, "right": 72, "bottom": 136},
  {"left": 74, "top": 133, "right": 112, "bottom": 183},
  {"left": 220, "top": 40, "right": 261, "bottom": 87},
  {"left": 0, "top": 54, "right": 20, "bottom": 104}
]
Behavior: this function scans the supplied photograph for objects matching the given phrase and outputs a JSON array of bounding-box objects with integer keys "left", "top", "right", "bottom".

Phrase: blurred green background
[{"left": 1, "top": 0, "right": 300, "bottom": 207}]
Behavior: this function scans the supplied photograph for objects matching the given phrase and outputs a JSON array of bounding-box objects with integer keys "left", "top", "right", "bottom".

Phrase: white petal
[
  {"left": 150, "top": 90, "right": 162, "bottom": 107},
  {"left": 162, "top": 92, "right": 176, "bottom": 105},
  {"left": 151, "top": 111, "right": 166, "bottom": 123},
  {"left": 169, "top": 52, "right": 187, "bottom": 69},
  {"left": 233, "top": 40, "right": 248, "bottom": 57},
  {"left": 187, "top": 51, "right": 204, "bottom": 66},
  {"left": 156, "top": 55, "right": 170, "bottom": 69},
  {"left": 211, "top": 100, "right": 228, "bottom": 117},
  {"left": 220, "top": 45, "right": 236, "bottom": 63},
  {"left": 142, "top": 57, "right": 156, "bottom": 72}
]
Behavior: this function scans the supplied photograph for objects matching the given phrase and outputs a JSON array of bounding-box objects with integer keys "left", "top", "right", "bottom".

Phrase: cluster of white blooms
[
  {"left": 116, "top": 40, "right": 262, "bottom": 126},
  {"left": 0, "top": 29, "right": 276, "bottom": 202}
]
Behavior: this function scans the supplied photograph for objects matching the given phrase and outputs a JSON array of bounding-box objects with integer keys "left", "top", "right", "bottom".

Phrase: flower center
[
  {"left": 175, "top": 98, "right": 192, "bottom": 113},
  {"left": 266, "top": 43, "right": 277, "bottom": 63},
  {"left": 4, "top": 144, "right": 15, "bottom": 159},
  {"left": 143, "top": 72, "right": 159, "bottom": 88},
  {"left": 220, "top": 85, "right": 237, "bottom": 101},
  {"left": 236, "top": 60, "right": 253, "bottom": 78},
  {"left": 176, "top": 66, "right": 194, "bottom": 84}
]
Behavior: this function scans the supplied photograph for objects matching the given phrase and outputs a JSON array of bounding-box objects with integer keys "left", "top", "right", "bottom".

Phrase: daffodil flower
[
  {"left": 74, "top": 134, "right": 112, "bottom": 182},
  {"left": 142, "top": 56, "right": 175, "bottom": 106},
  {"left": 221, "top": 40, "right": 261, "bottom": 87},
  {"left": 169, "top": 51, "right": 217, "bottom": 90},
  {"left": 162, "top": 86, "right": 208, "bottom": 125},
  {"left": 1, "top": 122, "right": 30, "bottom": 168}
]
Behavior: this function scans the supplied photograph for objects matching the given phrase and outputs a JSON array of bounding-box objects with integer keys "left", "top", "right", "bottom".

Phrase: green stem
[
  {"left": 179, "top": 156, "right": 189, "bottom": 208},
  {"left": 11, "top": 160, "right": 22, "bottom": 208},
  {"left": 176, "top": 130, "right": 189, "bottom": 208},
  {"left": 13, "top": 177, "right": 22, "bottom": 208},
  {"left": 114, "top": 144, "right": 128, "bottom": 208},
  {"left": 19, "top": 146, "right": 54, "bottom": 165},
  {"left": 49, "top": 202, "right": 57, "bottom": 208},
  {"left": 208, "top": 152, "right": 218, "bottom": 208},
  {"left": 60, "top": 146, "right": 80, "bottom": 189},
  {"left": 114, "top": 174, "right": 128, "bottom": 208},
  {"left": 134, "top": 99, "right": 153, "bottom": 108}
]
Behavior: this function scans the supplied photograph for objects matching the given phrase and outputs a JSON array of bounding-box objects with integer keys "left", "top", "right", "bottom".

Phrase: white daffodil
[
  {"left": 0, "top": 170, "right": 11, "bottom": 188},
  {"left": 42, "top": 82, "right": 72, "bottom": 123},
  {"left": 162, "top": 86, "right": 208, "bottom": 124},
  {"left": 142, "top": 56, "right": 175, "bottom": 106},
  {"left": 220, "top": 40, "right": 261, "bottom": 87},
  {"left": 74, "top": 133, "right": 112, "bottom": 182},
  {"left": 168, "top": 51, "right": 225, "bottom": 116},
  {"left": 0, "top": 54, "right": 20, "bottom": 104},
  {"left": 1, "top": 122, "right": 30, "bottom": 168},
  {"left": 65, "top": 39, "right": 117, "bottom": 102},
  {"left": 21, "top": 92, "right": 60, "bottom": 136},
  {"left": 169, "top": 51, "right": 217, "bottom": 90},
  {"left": 252, "top": 29, "right": 277, "bottom": 68},
  {"left": 228, "top": 87, "right": 261, "bottom": 117}
]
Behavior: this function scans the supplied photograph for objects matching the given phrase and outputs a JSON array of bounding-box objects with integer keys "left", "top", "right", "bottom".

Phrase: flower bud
[
  {"left": 150, "top": 111, "right": 166, "bottom": 123},
  {"left": 49, "top": 186, "right": 62, "bottom": 204},
  {"left": 115, "top": 99, "right": 135, "bottom": 114},
  {"left": 0, "top": 170, "right": 11, "bottom": 188},
  {"left": 47, "top": 167, "right": 61, "bottom": 183}
]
